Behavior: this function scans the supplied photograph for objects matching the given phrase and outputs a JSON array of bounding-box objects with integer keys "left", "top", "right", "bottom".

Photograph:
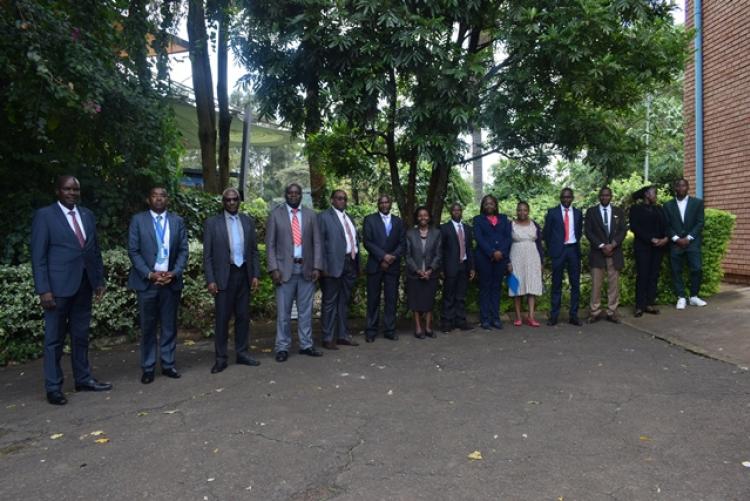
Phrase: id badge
[{"left": 161, "top": 247, "right": 169, "bottom": 259}]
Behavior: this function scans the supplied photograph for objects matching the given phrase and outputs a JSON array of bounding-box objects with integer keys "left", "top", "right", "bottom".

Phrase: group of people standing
[{"left": 31, "top": 176, "right": 706, "bottom": 406}]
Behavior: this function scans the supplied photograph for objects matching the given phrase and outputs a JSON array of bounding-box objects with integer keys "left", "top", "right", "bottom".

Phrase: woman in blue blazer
[{"left": 472, "top": 195, "right": 513, "bottom": 329}]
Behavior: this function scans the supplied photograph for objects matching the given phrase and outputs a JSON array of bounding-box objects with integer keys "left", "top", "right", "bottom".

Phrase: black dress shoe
[
  {"left": 645, "top": 306, "right": 660, "bottom": 314},
  {"left": 440, "top": 324, "right": 452, "bottom": 333},
  {"left": 546, "top": 318, "right": 558, "bottom": 326},
  {"left": 365, "top": 336, "right": 375, "bottom": 343},
  {"left": 75, "top": 379, "right": 113, "bottom": 392},
  {"left": 275, "top": 351, "right": 289, "bottom": 362},
  {"left": 606, "top": 314, "right": 621, "bottom": 324},
  {"left": 141, "top": 371, "right": 155, "bottom": 384},
  {"left": 161, "top": 367, "right": 181, "bottom": 379},
  {"left": 46, "top": 391, "right": 67, "bottom": 405},
  {"left": 481, "top": 323, "right": 492, "bottom": 330},
  {"left": 322, "top": 341, "right": 339, "bottom": 350},
  {"left": 384, "top": 333, "right": 399, "bottom": 341},
  {"left": 336, "top": 338, "right": 359, "bottom": 346},
  {"left": 457, "top": 324, "right": 473, "bottom": 331},
  {"left": 236, "top": 357, "right": 260, "bottom": 367},
  {"left": 211, "top": 362, "right": 228, "bottom": 374},
  {"left": 587, "top": 314, "right": 601, "bottom": 324},
  {"left": 414, "top": 331, "right": 425, "bottom": 339},
  {"left": 634, "top": 309, "right": 644, "bottom": 317},
  {"left": 425, "top": 330, "right": 437, "bottom": 338},
  {"left": 299, "top": 347, "right": 323, "bottom": 357},
  {"left": 491, "top": 321, "right": 503, "bottom": 330},
  {"left": 569, "top": 317, "right": 583, "bottom": 326}
]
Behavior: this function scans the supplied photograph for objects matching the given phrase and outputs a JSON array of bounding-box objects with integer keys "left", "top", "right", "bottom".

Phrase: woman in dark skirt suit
[
  {"left": 629, "top": 185, "right": 669, "bottom": 317},
  {"left": 406, "top": 206, "right": 442, "bottom": 338},
  {"left": 473, "top": 195, "right": 513, "bottom": 330}
]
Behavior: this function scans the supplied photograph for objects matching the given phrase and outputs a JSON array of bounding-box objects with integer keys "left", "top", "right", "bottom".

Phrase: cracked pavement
[{"left": 1, "top": 318, "right": 750, "bottom": 500}]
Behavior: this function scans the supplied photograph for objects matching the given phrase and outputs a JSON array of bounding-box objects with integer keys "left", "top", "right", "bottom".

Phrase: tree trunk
[
  {"left": 217, "top": 6, "right": 231, "bottom": 192},
  {"left": 425, "top": 161, "right": 451, "bottom": 225},
  {"left": 187, "top": 0, "right": 218, "bottom": 193},
  {"left": 304, "top": 77, "right": 326, "bottom": 208},
  {"left": 471, "top": 126, "right": 483, "bottom": 204}
]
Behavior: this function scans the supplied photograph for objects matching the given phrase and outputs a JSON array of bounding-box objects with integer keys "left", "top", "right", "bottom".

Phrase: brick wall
[{"left": 684, "top": 0, "right": 750, "bottom": 284}]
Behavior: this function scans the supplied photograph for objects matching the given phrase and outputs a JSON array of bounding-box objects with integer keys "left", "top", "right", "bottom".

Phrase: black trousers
[
  {"left": 670, "top": 245, "right": 702, "bottom": 298},
  {"left": 321, "top": 255, "right": 357, "bottom": 342},
  {"left": 214, "top": 264, "right": 250, "bottom": 362},
  {"left": 441, "top": 262, "right": 470, "bottom": 328},
  {"left": 634, "top": 241, "right": 663, "bottom": 310},
  {"left": 366, "top": 270, "right": 400, "bottom": 338}
]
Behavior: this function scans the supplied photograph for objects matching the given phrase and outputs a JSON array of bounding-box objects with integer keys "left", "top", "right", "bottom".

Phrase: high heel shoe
[
  {"left": 513, "top": 319, "right": 522, "bottom": 327},
  {"left": 425, "top": 330, "right": 436, "bottom": 338},
  {"left": 526, "top": 318, "right": 540, "bottom": 327},
  {"left": 414, "top": 331, "right": 425, "bottom": 339}
]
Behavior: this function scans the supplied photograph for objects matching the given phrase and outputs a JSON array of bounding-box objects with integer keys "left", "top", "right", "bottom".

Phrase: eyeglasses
[{"left": 223, "top": 197, "right": 239, "bottom": 202}]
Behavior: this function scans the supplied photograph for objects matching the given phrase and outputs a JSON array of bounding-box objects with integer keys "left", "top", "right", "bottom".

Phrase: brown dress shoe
[
  {"left": 322, "top": 341, "right": 339, "bottom": 350},
  {"left": 336, "top": 338, "right": 359, "bottom": 346}
]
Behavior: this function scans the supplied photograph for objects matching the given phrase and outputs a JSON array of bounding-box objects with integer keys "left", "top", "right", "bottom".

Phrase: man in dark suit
[
  {"left": 440, "top": 202, "right": 475, "bottom": 332},
  {"left": 543, "top": 187, "right": 584, "bottom": 326},
  {"left": 584, "top": 187, "right": 628, "bottom": 323},
  {"left": 266, "top": 183, "right": 324, "bottom": 362},
  {"left": 31, "top": 175, "right": 112, "bottom": 405},
  {"left": 203, "top": 188, "right": 261, "bottom": 373},
  {"left": 663, "top": 178, "right": 707, "bottom": 309},
  {"left": 127, "top": 187, "right": 189, "bottom": 384},
  {"left": 363, "top": 195, "right": 406, "bottom": 343},
  {"left": 318, "top": 189, "right": 360, "bottom": 350}
]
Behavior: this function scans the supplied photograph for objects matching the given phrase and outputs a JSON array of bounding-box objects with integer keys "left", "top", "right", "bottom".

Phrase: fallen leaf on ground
[
  {"left": 215, "top": 388, "right": 224, "bottom": 393},
  {"left": 207, "top": 478, "right": 215, "bottom": 482},
  {"left": 50, "top": 433, "right": 64, "bottom": 440},
  {"left": 90, "top": 430, "right": 105, "bottom": 436},
  {"left": 213, "top": 448, "right": 219, "bottom": 454},
  {"left": 137, "top": 411, "right": 148, "bottom": 417},
  {"left": 467, "top": 450, "right": 483, "bottom": 460},
  {"left": 94, "top": 438, "right": 110, "bottom": 444},
  {"left": 387, "top": 389, "right": 393, "bottom": 395},
  {"left": 184, "top": 340, "right": 196, "bottom": 346},
  {"left": 163, "top": 410, "right": 178, "bottom": 414},
  {"left": 261, "top": 348, "right": 272, "bottom": 353},
  {"left": 639, "top": 435, "right": 652, "bottom": 442}
]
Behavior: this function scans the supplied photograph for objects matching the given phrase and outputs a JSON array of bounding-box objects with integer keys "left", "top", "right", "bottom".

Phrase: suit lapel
[
  {"left": 53, "top": 205, "right": 79, "bottom": 246},
  {"left": 218, "top": 213, "right": 230, "bottom": 251}
]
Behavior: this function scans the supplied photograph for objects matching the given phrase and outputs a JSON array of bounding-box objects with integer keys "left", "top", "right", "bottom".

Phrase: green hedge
[{"left": 0, "top": 208, "right": 735, "bottom": 365}]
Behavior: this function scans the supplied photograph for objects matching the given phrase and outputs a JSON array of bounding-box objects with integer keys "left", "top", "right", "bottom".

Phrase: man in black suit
[
  {"left": 584, "top": 187, "right": 628, "bottom": 323},
  {"left": 543, "top": 187, "right": 584, "bottom": 326},
  {"left": 363, "top": 195, "right": 406, "bottom": 342},
  {"left": 31, "top": 175, "right": 112, "bottom": 405},
  {"left": 439, "top": 203, "right": 475, "bottom": 332},
  {"left": 318, "top": 189, "right": 360, "bottom": 350},
  {"left": 127, "top": 187, "right": 189, "bottom": 384},
  {"left": 203, "top": 188, "right": 261, "bottom": 373}
]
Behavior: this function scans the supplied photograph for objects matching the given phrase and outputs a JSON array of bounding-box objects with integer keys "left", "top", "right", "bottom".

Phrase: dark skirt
[{"left": 406, "top": 275, "right": 438, "bottom": 312}]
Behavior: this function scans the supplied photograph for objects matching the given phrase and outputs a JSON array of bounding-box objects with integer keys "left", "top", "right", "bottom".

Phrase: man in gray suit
[
  {"left": 203, "top": 188, "right": 261, "bottom": 374},
  {"left": 318, "top": 190, "right": 360, "bottom": 350},
  {"left": 266, "top": 183, "right": 324, "bottom": 362},
  {"left": 128, "top": 187, "right": 189, "bottom": 384}
]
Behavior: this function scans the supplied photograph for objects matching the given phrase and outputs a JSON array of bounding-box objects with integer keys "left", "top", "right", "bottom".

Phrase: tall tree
[{"left": 214, "top": 0, "right": 232, "bottom": 191}]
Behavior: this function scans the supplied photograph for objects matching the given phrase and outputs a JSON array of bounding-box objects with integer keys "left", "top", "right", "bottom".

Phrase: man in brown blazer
[
  {"left": 584, "top": 187, "right": 627, "bottom": 323},
  {"left": 266, "top": 183, "right": 324, "bottom": 362}
]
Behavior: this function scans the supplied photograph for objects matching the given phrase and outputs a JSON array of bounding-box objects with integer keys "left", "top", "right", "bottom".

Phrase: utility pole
[{"left": 644, "top": 93, "right": 652, "bottom": 183}]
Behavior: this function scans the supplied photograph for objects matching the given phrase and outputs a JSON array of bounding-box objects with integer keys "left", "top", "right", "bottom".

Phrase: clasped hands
[
  {"left": 149, "top": 271, "right": 174, "bottom": 286},
  {"left": 379, "top": 253, "right": 397, "bottom": 271},
  {"left": 599, "top": 243, "right": 617, "bottom": 257},
  {"left": 207, "top": 277, "right": 259, "bottom": 296},
  {"left": 651, "top": 237, "right": 669, "bottom": 248},
  {"left": 673, "top": 237, "right": 691, "bottom": 249}
]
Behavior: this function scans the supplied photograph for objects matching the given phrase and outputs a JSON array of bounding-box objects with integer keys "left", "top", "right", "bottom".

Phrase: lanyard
[{"left": 153, "top": 216, "right": 167, "bottom": 246}]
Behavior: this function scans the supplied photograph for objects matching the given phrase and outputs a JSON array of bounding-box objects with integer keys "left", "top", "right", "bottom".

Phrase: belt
[
  {"left": 564, "top": 243, "right": 577, "bottom": 247},
  {"left": 293, "top": 258, "right": 304, "bottom": 264}
]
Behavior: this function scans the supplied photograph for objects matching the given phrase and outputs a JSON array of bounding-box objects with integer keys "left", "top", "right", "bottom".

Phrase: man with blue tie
[
  {"left": 203, "top": 188, "right": 261, "bottom": 373},
  {"left": 31, "top": 175, "right": 111, "bottom": 405},
  {"left": 543, "top": 187, "right": 584, "bottom": 326},
  {"left": 127, "top": 187, "right": 189, "bottom": 384},
  {"left": 363, "top": 195, "right": 406, "bottom": 343}
]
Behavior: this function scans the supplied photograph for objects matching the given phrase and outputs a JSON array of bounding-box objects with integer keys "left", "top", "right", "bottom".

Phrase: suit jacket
[
  {"left": 543, "top": 206, "right": 583, "bottom": 259},
  {"left": 31, "top": 203, "right": 105, "bottom": 297},
  {"left": 203, "top": 211, "right": 260, "bottom": 289},
  {"left": 440, "top": 220, "right": 475, "bottom": 277},
  {"left": 362, "top": 212, "right": 406, "bottom": 275},
  {"left": 629, "top": 203, "right": 667, "bottom": 246},
  {"left": 472, "top": 213, "right": 512, "bottom": 265},
  {"left": 127, "top": 211, "right": 189, "bottom": 291},
  {"left": 663, "top": 196, "right": 704, "bottom": 246},
  {"left": 584, "top": 204, "right": 627, "bottom": 270},
  {"left": 405, "top": 227, "right": 442, "bottom": 278},
  {"left": 265, "top": 203, "right": 322, "bottom": 282},
  {"left": 318, "top": 207, "right": 360, "bottom": 278}
]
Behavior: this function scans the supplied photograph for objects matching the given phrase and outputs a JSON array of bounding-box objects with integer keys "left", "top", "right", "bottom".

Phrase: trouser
[
  {"left": 590, "top": 257, "right": 620, "bottom": 317},
  {"left": 365, "top": 270, "right": 400, "bottom": 338},
  {"left": 477, "top": 258, "right": 505, "bottom": 325},
  {"left": 214, "top": 264, "right": 250, "bottom": 362},
  {"left": 549, "top": 245, "right": 581, "bottom": 320},
  {"left": 670, "top": 245, "right": 702, "bottom": 298},
  {"left": 275, "top": 264, "right": 315, "bottom": 352},
  {"left": 321, "top": 255, "right": 357, "bottom": 342},
  {"left": 442, "top": 262, "right": 470, "bottom": 327},
  {"left": 43, "top": 273, "right": 93, "bottom": 392},
  {"left": 137, "top": 284, "right": 180, "bottom": 371},
  {"left": 634, "top": 242, "right": 663, "bottom": 310}
]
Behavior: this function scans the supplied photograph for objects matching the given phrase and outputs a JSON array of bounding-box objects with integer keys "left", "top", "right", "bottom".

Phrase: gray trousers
[{"left": 275, "top": 265, "right": 315, "bottom": 352}]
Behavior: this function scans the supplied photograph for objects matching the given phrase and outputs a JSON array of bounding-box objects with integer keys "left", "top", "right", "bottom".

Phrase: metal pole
[
  {"left": 694, "top": 0, "right": 704, "bottom": 198},
  {"left": 238, "top": 102, "right": 252, "bottom": 201},
  {"left": 644, "top": 93, "right": 651, "bottom": 183}
]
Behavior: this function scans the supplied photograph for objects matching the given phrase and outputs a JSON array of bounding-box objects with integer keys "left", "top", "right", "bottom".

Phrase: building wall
[{"left": 684, "top": 0, "right": 750, "bottom": 283}]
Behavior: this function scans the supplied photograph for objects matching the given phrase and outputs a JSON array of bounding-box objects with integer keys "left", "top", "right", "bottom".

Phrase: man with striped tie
[
  {"left": 266, "top": 183, "right": 324, "bottom": 362},
  {"left": 203, "top": 188, "right": 261, "bottom": 373}
]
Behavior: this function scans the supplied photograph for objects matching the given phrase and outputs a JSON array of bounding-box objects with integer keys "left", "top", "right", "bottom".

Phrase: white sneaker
[
  {"left": 689, "top": 296, "right": 707, "bottom": 307},
  {"left": 676, "top": 297, "right": 686, "bottom": 310}
]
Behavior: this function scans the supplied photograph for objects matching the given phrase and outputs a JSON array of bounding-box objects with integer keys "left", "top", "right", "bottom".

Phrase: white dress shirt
[
  {"left": 452, "top": 220, "right": 467, "bottom": 261},
  {"left": 560, "top": 205, "right": 576, "bottom": 244},
  {"left": 58, "top": 201, "right": 86, "bottom": 240},
  {"left": 150, "top": 210, "right": 170, "bottom": 272},
  {"left": 335, "top": 208, "right": 357, "bottom": 255},
  {"left": 673, "top": 196, "right": 694, "bottom": 241},
  {"left": 286, "top": 204, "right": 303, "bottom": 258}
]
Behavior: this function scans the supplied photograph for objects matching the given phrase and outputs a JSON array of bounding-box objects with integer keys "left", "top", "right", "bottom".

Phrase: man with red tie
[
  {"left": 31, "top": 175, "right": 111, "bottom": 405},
  {"left": 542, "top": 187, "right": 584, "bottom": 326}
]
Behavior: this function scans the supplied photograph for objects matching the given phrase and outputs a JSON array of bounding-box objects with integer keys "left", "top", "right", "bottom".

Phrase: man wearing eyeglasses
[{"left": 203, "top": 187, "right": 261, "bottom": 373}]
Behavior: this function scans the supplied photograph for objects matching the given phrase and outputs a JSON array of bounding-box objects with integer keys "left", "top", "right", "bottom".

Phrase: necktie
[
  {"left": 343, "top": 214, "right": 356, "bottom": 259},
  {"left": 155, "top": 215, "right": 167, "bottom": 263},
  {"left": 291, "top": 208, "right": 302, "bottom": 246},
  {"left": 230, "top": 216, "right": 244, "bottom": 266},
  {"left": 68, "top": 210, "right": 85, "bottom": 248},
  {"left": 603, "top": 207, "right": 609, "bottom": 237},
  {"left": 564, "top": 208, "right": 570, "bottom": 244},
  {"left": 457, "top": 224, "right": 466, "bottom": 262}
]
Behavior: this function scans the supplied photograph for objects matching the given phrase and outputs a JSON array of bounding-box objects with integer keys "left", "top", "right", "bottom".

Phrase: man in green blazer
[{"left": 663, "top": 178, "right": 707, "bottom": 310}]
